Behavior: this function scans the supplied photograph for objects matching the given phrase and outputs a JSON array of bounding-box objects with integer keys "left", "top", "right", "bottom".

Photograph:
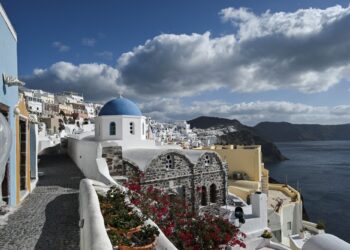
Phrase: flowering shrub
[
  {"left": 125, "top": 176, "right": 246, "bottom": 249},
  {"left": 98, "top": 187, "right": 160, "bottom": 248}
]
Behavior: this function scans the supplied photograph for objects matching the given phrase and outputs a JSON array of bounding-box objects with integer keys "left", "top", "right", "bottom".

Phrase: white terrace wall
[
  {"left": 79, "top": 179, "right": 113, "bottom": 250},
  {"left": 239, "top": 193, "right": 268, "bottom": 239}
]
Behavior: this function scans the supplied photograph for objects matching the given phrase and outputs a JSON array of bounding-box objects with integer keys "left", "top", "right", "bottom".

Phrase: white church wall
[
  {"left": 121, "top": 116, "right": 144, "bottom": 143},
  {"left": 95, "top": 115, "right": 149, "bottom": 145},
  {"left": 67, "top": 136, "right": 116, "bottom": 185},
  {"left": 95, "top": 116, "right": 123, "bottom": 141}
]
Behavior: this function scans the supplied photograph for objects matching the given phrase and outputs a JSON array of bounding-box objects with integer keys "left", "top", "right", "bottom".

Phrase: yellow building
[{"left": 196, "top": 145, "right": 269, "bottom": 198}]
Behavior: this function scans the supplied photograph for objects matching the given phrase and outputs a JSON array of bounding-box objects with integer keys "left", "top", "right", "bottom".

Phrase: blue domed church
[
  {"left": 94, "top": 97, "right": 151, "bottom": 147},
  {"left": 73, "top": 96, "right": 227, "bottom": 212}
]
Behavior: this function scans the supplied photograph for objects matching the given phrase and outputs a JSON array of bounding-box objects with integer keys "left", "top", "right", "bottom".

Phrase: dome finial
[{"left": 118, "top": 90, "right": 123, "bottom": 99}]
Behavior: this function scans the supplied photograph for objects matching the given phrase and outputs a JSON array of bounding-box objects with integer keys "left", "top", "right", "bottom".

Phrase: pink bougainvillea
[{"left": 125, "top": 177, "right": 246, "bottom": 249}]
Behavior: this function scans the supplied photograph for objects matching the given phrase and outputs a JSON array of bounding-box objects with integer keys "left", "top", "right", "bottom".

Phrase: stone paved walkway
[{"left": 0, "top": 151, "right": 84, "bottom": 250}]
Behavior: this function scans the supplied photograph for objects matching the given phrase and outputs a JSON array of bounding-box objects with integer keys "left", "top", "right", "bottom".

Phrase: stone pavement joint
[{"left": 0, "top": 151, "right": 84, "bottom": 250}]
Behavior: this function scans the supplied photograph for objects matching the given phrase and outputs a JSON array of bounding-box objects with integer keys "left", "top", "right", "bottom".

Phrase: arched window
[
  {"left": 129, "top": 122, "right": 135, "bottom": 134},
  {"left": 165, "top": 154, "right": 173, "bottom": 170},
  {"left": 204, "top": 154, "right": 211, "bottom": 166},
  {"left": 210, "top": 184, "right": 217, "bottom": 203},
  {"left": 110, "top": 122, "right": 116, "bottom": 135},
  {"left": 182, "top": 186, "right": 186, "bottom": 204},
  {"left": 201, "top": 186, "right": 207, "bottom": 206}
]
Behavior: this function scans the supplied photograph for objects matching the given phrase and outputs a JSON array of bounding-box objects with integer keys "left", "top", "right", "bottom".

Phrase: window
[
  {"left": 165, "top": 154, "right": 173, "bottom": 170},
  {"left": 210, "top": 184, "right": 217, "bottom": 203},
  {"left": 109, "top": 122, "right": 116, "bottom": 135},
  {"left": 204, "top": 155, "right": 211, "bottom": 166},
  {"left": 181, "top": 186, "right": 186, "bottom": 202},
  {"left": 142, "top": 123, "right": 145, "bottom": 135},
  {"left": 129, "top": 122, "right": 135, "bottom": 134},
  {"left": 201, "top": 186, "right": 207, "bottom": 206},
  {"left": 287, "top": 222, "right": 292, "bottom": 230}
]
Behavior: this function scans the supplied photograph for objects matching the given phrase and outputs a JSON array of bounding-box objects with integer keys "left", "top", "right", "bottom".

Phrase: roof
[
  {"left": 0, "top": 3, "right": 17, "bottom": 41},
  {"left": 99, "top": 97, "right": 142, "bottom": 116},
  {"left": 122, "top": 148, "right": 214, "bottom": 171},
  {"left": 302, "top": 234, "right": 350, "bottom": 250}
]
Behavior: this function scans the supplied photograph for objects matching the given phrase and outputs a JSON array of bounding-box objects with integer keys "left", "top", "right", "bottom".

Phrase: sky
[{"left": 2, "top": 0, "right": 350, "bottom": 125}]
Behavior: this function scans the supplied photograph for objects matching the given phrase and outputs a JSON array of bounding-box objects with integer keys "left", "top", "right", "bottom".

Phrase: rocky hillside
[
  {"left": 188, "top": 116, "right": 288, "bottom": 163},
  {"left": 188, "top": 116, "right": 248, "bottom": 130}
]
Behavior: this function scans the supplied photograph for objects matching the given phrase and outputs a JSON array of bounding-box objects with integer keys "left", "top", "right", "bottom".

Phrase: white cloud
[
  {"left": 140, "top": 99, "right": 350, "bottom": 125},
  {"left": 219, "top": 5, "right": 350, "bottom": 39},
  {"left": 52, "top": 41, "right": 70, "bottom": 52},
  {"left": 117, "top": 4, "right": 350, "bottom": 98},
  {"left": 24, "top": 62, "right": 123, "bottom": 101},
  {"left": 26, "top": 4, "right": 350, "bottom": 125},
  {"left": 23, "top": 61, "right": 350, "bottom": 125},
  {"left": 82, "top": 37, "right": 96, "bottom": 47}
]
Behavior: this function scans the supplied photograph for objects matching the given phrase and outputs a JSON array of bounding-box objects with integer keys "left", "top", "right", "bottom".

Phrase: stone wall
[
  {"left": 141, "top": 152, "right": 227, "bottom": 212},
  {"left": 101, "top": 146, "right": 123, "bottom": 175},
  {"left": 123, "top": 160, "right": 141, "bottom": 178},
  {"left": 103, "top": 148, "right": 227, "bottom": 212}
]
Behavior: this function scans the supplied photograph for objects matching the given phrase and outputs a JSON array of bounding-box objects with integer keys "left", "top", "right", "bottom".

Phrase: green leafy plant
[
  {"left": 106, "top": 210, "right": 145, "bottom": 230},
  {"left": 261, "top": 230, "right": 273, "bottom": 239},
  {"left": 316, "top": 220, "right": 326, "bottom": 230},
  {"left": 127, "top": 225, "right": 160, "bottom": 247},
  {"left": 107, "top": 230, "right": 130, "bottom": 246}
]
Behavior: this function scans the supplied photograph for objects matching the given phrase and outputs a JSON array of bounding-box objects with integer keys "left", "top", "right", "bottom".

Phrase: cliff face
[
  {"left": 188, "top": 116, "right": 288, "bottom": 163},
  {"left": 188, "top": 116, "right": 247, "bottom": 130},
  {"left": 254, "top": 122, "right": 350, "bottom": 142}
]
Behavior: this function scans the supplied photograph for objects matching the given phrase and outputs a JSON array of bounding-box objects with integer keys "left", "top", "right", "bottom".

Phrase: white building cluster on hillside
[
  {"left": 20, "top": 87, "right": 102, "bottom": 135},
  {"left": 150, "top": 120, "right": 237, "bottom": 148}
]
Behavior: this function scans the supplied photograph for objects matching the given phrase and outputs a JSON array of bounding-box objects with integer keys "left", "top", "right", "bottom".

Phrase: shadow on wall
[
  {"left": 38, "top": 143, "right": 62, "bottom": 156},
  {"left": 34, "top": 193, "right": 80, "bottom": 250}
]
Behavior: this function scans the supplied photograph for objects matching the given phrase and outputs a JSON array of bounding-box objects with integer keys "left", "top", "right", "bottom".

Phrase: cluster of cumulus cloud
[
  {"left": 138, "top": 99, "right": 350, "bottom": 125},
  {"left": 24, "top": 5, "right": 350, "bottom": 124}
]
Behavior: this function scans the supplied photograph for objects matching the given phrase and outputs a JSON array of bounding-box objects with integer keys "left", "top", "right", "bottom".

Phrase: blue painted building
[{"left": 0, "top": 3, "right": 19, "bottom": 207}]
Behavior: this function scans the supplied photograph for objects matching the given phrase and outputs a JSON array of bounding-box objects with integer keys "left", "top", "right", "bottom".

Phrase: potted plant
[
  {"left": 108, "top": 230, "right": 130, "bottom": 250},
  {"left": 299, "top": 228, "right": 306, "bottom": 238},
  {"left": 107, "top": 211, "right": 145, "bottom": 237},
  {"left": 316, "top": 221, "right": 325, "bottom": 230},
  {"left": 261, "top": 230, "right": 272, "bottom": 239},
  {"left": 259, "top": 229, "right": 272, "bottom": 247},
  {"left": 118, "top": 225, "right": 160, "bottom": 250},
  {"left": 316, "top": 220, "right": 326, "bottom": 232}
]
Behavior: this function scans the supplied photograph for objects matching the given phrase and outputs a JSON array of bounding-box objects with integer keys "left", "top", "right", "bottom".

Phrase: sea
[{"left": 267, "top": 140, "right": 350, "bottom": 243}]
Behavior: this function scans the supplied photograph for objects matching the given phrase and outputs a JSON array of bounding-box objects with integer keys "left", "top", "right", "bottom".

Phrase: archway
[
  {"left": 201, "top": 186, "right": 207, "bottom": 206},
  {"left": 210, "top": 184, "right": 217, "bottom": 203}
]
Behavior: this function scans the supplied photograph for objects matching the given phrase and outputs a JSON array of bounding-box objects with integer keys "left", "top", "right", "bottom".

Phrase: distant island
[
  {"left": 188, "top": 116, "right": 350, "bottom": 163},
  {"left": 187, "top": 116, "right": 288, "bottom": 163}
]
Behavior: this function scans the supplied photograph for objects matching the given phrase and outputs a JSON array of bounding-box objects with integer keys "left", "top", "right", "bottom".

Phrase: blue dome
[{"left": 99, "top": 97, "right": 142, "bottom": 116}]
